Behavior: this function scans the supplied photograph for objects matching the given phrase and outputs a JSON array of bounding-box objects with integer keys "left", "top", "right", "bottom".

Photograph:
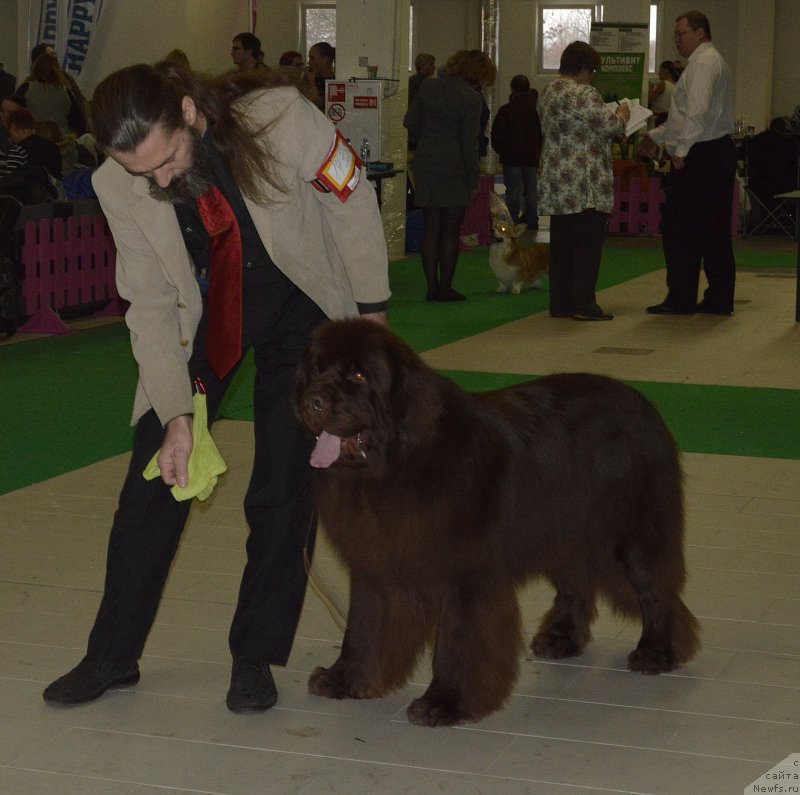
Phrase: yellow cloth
[{"left": 143, "top": 392, "right": 227, "bottom": 501}]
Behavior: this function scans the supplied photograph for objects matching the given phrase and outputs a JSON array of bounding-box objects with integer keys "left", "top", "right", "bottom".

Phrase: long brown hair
[
  {"left": 91, "top": 63, "right": 303, "bottom": 202},
  {"left": 30, "top": 52, "right": 69, "bottom": 88}
]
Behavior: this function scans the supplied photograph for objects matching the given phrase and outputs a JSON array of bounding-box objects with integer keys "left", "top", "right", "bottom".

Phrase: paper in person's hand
[{"left": 606, "top": 99, "right": 653, "bottom": 136}]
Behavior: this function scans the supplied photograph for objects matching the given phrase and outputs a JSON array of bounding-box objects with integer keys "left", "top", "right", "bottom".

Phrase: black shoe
[
  {"left": 226, "top": 660, "right": 278, "bottom": 713},
  {"left": 696, "top": 302, "right": 733, "bottom": 315},
  {"left": 646, "top": 302, "right": 695, "bottom": 315},
  {"left": 43, "top": 657, "right": 140, "bottom": 705},
  {"left": 549, "top": 309, "right": 572, "bottom": 318},
  {"left": 425, "top": 291, "right": 439, "bottom": 302},
  {"left": 573, "top": 308, "right": 613, "bottom": 321}
]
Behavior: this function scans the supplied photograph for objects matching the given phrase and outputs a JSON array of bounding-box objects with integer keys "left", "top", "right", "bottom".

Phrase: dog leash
[{"left": 304, "top": 513, "right": 348, "bottom": 632}]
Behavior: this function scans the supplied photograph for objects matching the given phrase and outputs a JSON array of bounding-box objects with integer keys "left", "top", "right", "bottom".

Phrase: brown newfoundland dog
[{"left": 294, "top": 319, "right": 699, "bottom": 727}]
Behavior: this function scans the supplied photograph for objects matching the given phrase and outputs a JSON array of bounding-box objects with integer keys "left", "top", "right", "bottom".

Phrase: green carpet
[{"left": 1, "top": 240, "right": 797, "bottom": 495}]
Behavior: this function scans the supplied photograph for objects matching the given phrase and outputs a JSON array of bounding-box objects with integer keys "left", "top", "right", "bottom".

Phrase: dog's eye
[{"left": 349, "top": 370, "right": 367, "bottom": 384}]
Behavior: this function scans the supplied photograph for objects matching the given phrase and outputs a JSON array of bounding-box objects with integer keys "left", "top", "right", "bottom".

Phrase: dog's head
[
  {"left": 294, "top": 319, "right": 444, "bottom": 475},
  {"left": 493, "top": 219, "right": 527, "bottom": 242}
]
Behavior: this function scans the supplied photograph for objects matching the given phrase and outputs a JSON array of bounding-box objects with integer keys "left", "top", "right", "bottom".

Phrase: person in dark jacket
[
  {"left": 1, "top": 107, "right": 62, "bottom": 178},
  {"left": 405, "top": 49, "right": 496, "bottom": 301},
  {"left": 491, "top": 74, "right": 543, "bottom": 230}
]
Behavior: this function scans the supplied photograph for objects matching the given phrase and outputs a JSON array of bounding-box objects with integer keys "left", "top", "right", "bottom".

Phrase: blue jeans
[{"left": 503, "top": 166, "right": 539, "bottom": 227}]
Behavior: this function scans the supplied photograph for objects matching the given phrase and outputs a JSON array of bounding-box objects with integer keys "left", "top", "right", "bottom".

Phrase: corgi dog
[{"left": 489, "top": 220, "right": 549, "bottom": 294}]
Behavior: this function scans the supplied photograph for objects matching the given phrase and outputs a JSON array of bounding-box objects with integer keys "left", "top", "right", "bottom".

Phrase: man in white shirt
[{"left": 639, "top": 10, "right": 736, "bottom": 315}]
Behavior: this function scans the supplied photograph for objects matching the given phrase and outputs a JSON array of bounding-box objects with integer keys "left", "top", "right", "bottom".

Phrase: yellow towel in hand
[{"left": 143, "top": 392, "right": 227, "bottom": 501}]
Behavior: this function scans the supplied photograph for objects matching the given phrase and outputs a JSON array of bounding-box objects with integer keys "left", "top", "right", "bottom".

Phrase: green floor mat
[{"left": 1, "top": 240, "right": 797, "bottom": 495}]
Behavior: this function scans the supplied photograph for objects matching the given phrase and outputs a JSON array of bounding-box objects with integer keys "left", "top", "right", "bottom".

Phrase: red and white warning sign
[
  {"left": 323, "top": 79, "right": 383, "bottom": 160},
  {"left": 327, "top": 103, "right": 345, "bottom": 123}
]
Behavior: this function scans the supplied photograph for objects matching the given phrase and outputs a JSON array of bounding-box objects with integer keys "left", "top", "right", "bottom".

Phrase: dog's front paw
[
  {"left": 407, "top": 693, "right": 476, "bottom": 727},
  {"left": 308, "top": 665, "right": 384, "bottom": 699},
  {"left": 628, "top": 646, "right": 677, "bottom": 674},
  {"left": 531, "top": 630, "right": 584, "bottom": 660},
  {"left": 308, "top": 666, "right": 350, "bottom": 699}
]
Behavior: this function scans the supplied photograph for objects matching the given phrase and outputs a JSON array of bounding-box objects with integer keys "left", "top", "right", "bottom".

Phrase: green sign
[
  {"left": 595, "top": 53, "right": 646, "bottom": 104},
  {"left": 590, "top": 23, "right": 648, "bottom": 104}
]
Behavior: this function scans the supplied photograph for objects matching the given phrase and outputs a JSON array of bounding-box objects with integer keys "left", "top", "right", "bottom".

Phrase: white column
[
  {"left": 735, "top": 0, "right": 775, "bottom": 132},
  {"left": 337, "top": 0, "right": 411, "bottom": 260}
]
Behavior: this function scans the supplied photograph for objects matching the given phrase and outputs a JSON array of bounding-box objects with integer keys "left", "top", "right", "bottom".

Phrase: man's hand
[
  {"left": 158, "top": 414, "right": 193, "bottom": 488},
  {"left": 671, "top": 154, "right": 686, "bottom": 170},
  {"left": 616, "top": 103, "right": 631, "bottom": 124},
  {"left": 637, "top": 133, "right": 659, "bottom": 161}
]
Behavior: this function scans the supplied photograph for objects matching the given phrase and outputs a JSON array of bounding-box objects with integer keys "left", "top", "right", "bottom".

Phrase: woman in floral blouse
[{"left": 538, "top": 41, "right": 630, "bottom": 320}]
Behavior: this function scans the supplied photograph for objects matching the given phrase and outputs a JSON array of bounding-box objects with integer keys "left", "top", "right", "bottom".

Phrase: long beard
[{"left": 147, "top": 127, "right": 214, "bottom": 203}]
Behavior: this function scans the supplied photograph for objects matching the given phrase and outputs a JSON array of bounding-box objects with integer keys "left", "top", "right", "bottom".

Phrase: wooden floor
[{"left": 1, "top": 236, "right": 799, "bottom": 794}]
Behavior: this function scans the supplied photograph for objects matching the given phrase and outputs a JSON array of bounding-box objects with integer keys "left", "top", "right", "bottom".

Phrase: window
[
  {"left": 302, "top": 2, "right": 336, "bottom": 59},
  {"left": 649, "top": 3, "right": 658, "bottom": 73},
  {"left": 409, "top": 3, "right": 414, "bottom": 72},
  {"left": 539, "top": 5, "right": 595, "bottom": 71}
]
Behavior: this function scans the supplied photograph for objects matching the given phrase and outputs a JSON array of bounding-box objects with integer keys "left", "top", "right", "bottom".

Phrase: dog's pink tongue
[{"left": 310, "top": 431, "right": 342, "bottom": 468}]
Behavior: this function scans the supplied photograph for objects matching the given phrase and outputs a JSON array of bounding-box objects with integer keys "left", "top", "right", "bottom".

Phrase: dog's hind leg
[
  {"left": 309, "top": 579, "right": 431, "bottom": 700},
  {"left": 407, "top": 581, "right": 523, "bottom": 727},
  {"left": 531, "top": 580, "right": 598, "bottom": 660},
  {"left": 619, "top": 540, "right": 700, "bottom": 674}
]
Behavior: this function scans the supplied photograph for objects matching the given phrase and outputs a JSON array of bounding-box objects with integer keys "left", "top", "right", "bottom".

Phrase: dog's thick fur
[
  {"left": 489, "top": 220, "right": 549, "bottom": 294},
  {"left": 294, "top": 319, "right": 699, "bottom": 727}
]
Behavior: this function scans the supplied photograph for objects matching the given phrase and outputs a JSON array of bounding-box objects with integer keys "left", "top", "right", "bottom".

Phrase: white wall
[
  {"left": 0, "top": 0, "right": 19, "bottom": 88},
  {"left": 414, "top": 0, "right": 482, "bottom": 66},
  {"left": 13, "top": 0, "right": 250, "bottom": 95},
  {"left": 772, "top": 0, "right": 800, "bottom": 119}
]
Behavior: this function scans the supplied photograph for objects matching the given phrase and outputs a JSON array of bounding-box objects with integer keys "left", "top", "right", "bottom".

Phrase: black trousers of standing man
[
  {"left": 660, "top": 135, "right": 738, "bottom": 312},
  {"left": 86, "top": 277, "right": 326, "bottom": 671}
]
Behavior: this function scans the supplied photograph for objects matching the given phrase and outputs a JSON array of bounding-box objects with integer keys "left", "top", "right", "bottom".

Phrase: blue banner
[
  {"left": 63, "top": 0, "right": 104, "bottom": 77},
  {"left": 34, "top": 0, "right": 60, "bottom": 47}
]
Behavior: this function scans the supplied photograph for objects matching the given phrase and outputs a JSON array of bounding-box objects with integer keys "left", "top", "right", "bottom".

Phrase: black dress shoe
[
  {"left": 43, "top": 657, "right": 140, "bottom": 705},
  {"left": 226, "top": 660, "right": 278, "bottom": 713},
  {"left": 549, "top": 309, "right": 573, "bottom": 318},
  {"left": 696, "top": 302, "right": 733, "bottom": 315},
  {"left": 646, "top": 302, "right": 695, "bottom": 315},
  {"left": 573, "top": 309, "right": 613, "bottom": 321}
]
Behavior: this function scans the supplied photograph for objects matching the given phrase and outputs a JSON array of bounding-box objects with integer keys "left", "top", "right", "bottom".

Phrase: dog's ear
[{"left": 385, "top": 339, "right": 445, "bottom": 451}]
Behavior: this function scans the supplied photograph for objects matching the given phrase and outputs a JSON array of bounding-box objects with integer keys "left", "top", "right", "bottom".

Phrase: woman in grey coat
[{"left": 404, "top": 50, "right": 495, "bottom": 301}]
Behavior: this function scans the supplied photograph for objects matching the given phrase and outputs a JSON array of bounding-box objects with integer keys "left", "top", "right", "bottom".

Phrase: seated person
[
  {"left": 1, "top": 107, "right": 62, "bottom": 179},
  {"left": 0, "top": 95, "right": 24, "bottom": 164}
]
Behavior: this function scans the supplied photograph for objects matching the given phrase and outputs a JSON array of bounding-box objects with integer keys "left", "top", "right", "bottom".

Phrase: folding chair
[{"left": 743, "top": 128, "right": 800, "bottom": 238}]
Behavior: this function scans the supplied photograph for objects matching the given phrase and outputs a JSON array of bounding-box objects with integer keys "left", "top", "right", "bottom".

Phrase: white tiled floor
[{"left": 2, "top": 243, "right": 799, "bottom": 793}]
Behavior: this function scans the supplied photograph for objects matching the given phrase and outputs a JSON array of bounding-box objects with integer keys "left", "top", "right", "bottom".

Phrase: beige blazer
[{"left": 93, "top": 86, "right": 390, "bottom": 427}]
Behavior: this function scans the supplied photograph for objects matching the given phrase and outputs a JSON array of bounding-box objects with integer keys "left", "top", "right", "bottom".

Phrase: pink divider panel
[
  {"left": 609, "top": 176, "right": 740, "bottom": 237},
  {"left": 460, "top": 174, "right": 494, "bottom": 249},
  {"left": 609, "top": 177, "right": 666, "bottom": 235},
  {"left": 19, "top": 213, "right": 120, "bottom": 335}
]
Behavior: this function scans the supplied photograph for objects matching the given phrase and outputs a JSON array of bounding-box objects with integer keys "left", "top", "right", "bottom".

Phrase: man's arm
[{"left": 267, "top": 91, "right": 391, "bottom": 310}]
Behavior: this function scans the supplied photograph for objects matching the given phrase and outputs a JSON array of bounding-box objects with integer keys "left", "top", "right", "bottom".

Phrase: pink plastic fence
[
  {"left": 19, "top": 213, "right": 122, "bottom": 335},
  {"left": 460, "top": 174, "right": 494, "bottom": 249},
  {"left": 609, "top": 176, "right": 740, "bottom": 236}
]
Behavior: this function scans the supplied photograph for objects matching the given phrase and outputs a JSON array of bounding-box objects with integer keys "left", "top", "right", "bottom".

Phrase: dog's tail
[{"left": 490, "top": 191, "right": 514, "bottom": 223}]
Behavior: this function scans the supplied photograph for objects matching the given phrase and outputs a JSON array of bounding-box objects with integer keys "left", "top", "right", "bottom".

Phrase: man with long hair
[{"left": 43, "top": 63, "right": 389, "bottom": 713}]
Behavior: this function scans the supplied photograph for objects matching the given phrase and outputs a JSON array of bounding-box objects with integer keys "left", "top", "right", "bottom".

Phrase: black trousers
[
  {"left": 548, "top": 209, "right": 609, "bottom": 315},
  {"left": 86, "top": 285, "right": 326, "bottom": 668},
  {"left": 661, "top": 136, "right": 737, "bottom": 311}
]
